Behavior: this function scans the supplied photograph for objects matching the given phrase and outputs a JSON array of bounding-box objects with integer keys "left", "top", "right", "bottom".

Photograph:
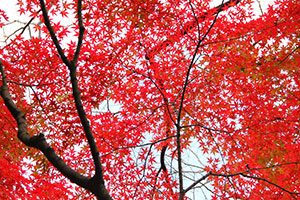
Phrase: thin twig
[{"left": 176, "top": 2, "right": 224, "bottom": 198}]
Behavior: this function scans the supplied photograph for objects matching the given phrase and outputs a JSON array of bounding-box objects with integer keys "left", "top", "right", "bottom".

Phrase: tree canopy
[{"left": 0, "top": 0, "right": 300, "bottom": 199}]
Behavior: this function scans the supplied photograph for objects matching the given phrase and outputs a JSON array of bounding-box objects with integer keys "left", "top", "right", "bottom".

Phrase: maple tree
[{"left": 0, "top": 0, "right": 300, "bottom": 199}]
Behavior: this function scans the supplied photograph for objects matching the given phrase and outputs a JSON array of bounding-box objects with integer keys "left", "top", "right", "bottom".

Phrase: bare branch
[
  {"left": 255, "top": 0, "right": 264, "bottom": 15},
  {"left": 183, "top": 172, "right": 212, "bottom": 194}
]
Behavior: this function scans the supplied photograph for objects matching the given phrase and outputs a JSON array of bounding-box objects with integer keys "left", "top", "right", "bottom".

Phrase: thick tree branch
[
  {"left": 64, "top": 1, "right": 108, "bottom": 193},
  {"left": 72, "top": 0, "right": 85, "bottom": 65},
  {"left": 0, "top": 60, "right": 92, "bottom": 191},
  {"left": 4, "top": 1, "right": 112, "bottom": 199},
  {"left": 68, "top": 68, "right": 105, "bottom": 182},
  {"left": 39, "top": 0, "right": 70, "bottom": 66}
]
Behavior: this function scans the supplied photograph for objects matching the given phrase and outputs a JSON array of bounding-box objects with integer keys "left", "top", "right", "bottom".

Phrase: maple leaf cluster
[{"left": 0, "top": 0, "right": 300, "bottom": 199}]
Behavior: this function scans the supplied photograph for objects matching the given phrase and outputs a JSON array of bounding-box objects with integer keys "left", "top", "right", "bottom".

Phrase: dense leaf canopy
[{"left": 0, "top": 0, "right": 300, "bottom": 199}]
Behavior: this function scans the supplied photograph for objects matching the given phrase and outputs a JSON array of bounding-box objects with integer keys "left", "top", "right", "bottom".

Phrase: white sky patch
[{"left": 0, "top": 1, "right": 30, "bottom": 44}]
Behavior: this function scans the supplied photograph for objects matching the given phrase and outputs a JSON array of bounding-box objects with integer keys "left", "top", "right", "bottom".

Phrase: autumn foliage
[{"left": 0, "top": 0, "right": 300, "bottom": 199}]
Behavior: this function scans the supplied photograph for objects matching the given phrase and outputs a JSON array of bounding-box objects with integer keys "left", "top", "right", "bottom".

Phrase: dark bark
[
  {"left": 0, "top": 61, "right": 112, "bottom": 200},
  {"left": 38, "top": 0, "right": 112, "bottom": 198}
]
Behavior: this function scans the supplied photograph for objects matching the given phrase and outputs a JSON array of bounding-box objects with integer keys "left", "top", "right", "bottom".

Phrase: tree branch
[
  {"left": 145, "top": 0, "right": 240, "bottom": 60},
  {"left": 182, "top": 164, "right": 300, "bottom": 199},
  {"left": 68, "top": 68, "right": 105, "bottom": 181},
  {"left": 3, "top": 0, "right": 112, "bottom": 199},
  {"left": 210, "top": 171, "right": 300, "bottom": 199},
  {"left": 0, "top": 59, "right": 92, "bottom": 191},
  {"left": 183, "top": 171, "right": 212, "bottom": 194},
  {"left": 39, "top": 0, "right": 70, "bottom": 66},
  {"left": 72, "top": 0, "right": 85, "bottom": 65},
  {"left": 40, "top": 0, "right": 104, "bottom": 186},
  {"left": 177, "top": 2, "right": 224, "bottom": 199}
]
